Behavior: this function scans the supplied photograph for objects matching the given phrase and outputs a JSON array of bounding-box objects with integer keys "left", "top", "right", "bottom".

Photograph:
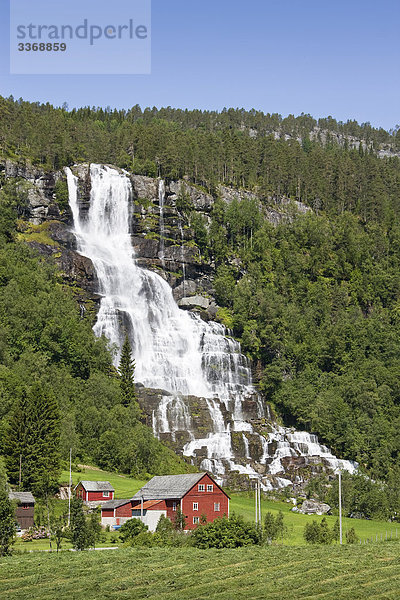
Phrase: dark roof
[
  {"left": 131, "top": 473, "right": 206, "bottom": 500},
  {"left": 101, "top": 499, "right": 131, "bottom": 510},
  {"left": 9, "top": 491, "right": 35, "bottom": 504},
  {"left": 76, "top": 481, "right": 115, "bottom": 492}
]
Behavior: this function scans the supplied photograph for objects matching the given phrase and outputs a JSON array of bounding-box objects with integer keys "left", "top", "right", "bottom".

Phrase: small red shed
[{"left": 75, "top": 481, "right": 115, "bottom": 506}]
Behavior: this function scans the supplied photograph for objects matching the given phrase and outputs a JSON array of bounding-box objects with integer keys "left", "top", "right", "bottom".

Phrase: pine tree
[
  {"left": 0, "top": 458, "right": 15, "bottom": 557},
  {"left": 70, "top": 497, "right": 89, "bottom": 551},
  {"left": 3, "top": 383, "right": 60, "bottom": 494},
  {"left": 87, "top": 509, "right": 102, "bottom": 549},
  {"left": 119, "top": 336, "right": 137, "bottom": 407}
]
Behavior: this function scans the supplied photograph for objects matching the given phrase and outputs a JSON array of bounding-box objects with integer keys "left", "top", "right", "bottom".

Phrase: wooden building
[
  {"left": 75, "top": 481, "right": 115, "bottom": 506},
  {"left": 100, "top": 473, "right": 229, "bottom": 532},
  {"left": 9, "top": 491, "right": 35, "bottom": 529}
]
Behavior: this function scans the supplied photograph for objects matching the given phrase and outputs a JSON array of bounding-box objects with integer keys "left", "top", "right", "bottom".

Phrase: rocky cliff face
[
  {"left": 3, "top": 160, "right": 351, "bottom": 490},
  {"left": 1, "top": 160, "right": 311, "bottom": 320}
]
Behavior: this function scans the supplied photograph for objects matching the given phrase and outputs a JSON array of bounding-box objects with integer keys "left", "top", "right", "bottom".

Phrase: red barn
[
  {"left": 131, "top": 472, "right": 229, "bottom": 531},
  {"left": 75, "top": 481, "right": 115, "bottom": 506},
  {"left": 101, "top": 499, "right": 132, "bottom": 528}
]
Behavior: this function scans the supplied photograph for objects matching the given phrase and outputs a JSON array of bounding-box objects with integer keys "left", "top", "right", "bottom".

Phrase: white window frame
[
  {"left": 193, "top": 516, "right": 200, "bottom": 524},
  {"left": 172, "top": 501, "right": 177, "bottom": 511},
  {"left": 207, "top": 484, "right": 213, "bottom": 492},
  {"left": 198, "top": 484, "right": 205, "bottom": 492},
  {"left": 214, "top": 502, "right": 220, "bottom": 511},
  {"left": 193, "top": 502, "right": 198, "bottom": 511},
  {"left": 103, "top": 491, "right": 110, "bottom": 497}
]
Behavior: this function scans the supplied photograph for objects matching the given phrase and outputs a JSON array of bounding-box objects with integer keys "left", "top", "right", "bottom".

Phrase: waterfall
[{"left": 66, "top": 164, "right": 358, "bottom": 486}]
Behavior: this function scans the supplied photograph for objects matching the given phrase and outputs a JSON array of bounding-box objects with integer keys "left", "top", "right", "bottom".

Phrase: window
[
  {"left": 103, "top": 491, "right": 110, "bottom": 498},
  {"left": 193, "top": 502, "right": 198, "bottom": 511},
  {"left": 193, "top": 516, "right": 200, "bottom": 524},
  {"left": 172, "top": 501, "right": 177, "bottom": 511},
  {"left": 198, "top": 484, "right": 205, "bottom": 492},
  {"left": 22, "top": 504, "right": 29, "bottom": 510},
  {"left": 214, "top": 503, "right": 220, "bottom": 512},
  {"left": 207, "top": 484, "right": 213, "bottom": 492}
]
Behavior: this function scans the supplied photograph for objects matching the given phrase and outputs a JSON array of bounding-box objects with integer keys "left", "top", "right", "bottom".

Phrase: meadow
[
  {"left": 2, "top": 544, "right": 400, "bottom": 600},
  {"left": 14, "top": 465, "right": 396, "bottom": 553}
]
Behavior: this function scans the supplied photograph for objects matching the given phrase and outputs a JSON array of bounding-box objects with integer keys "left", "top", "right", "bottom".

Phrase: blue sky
[{"left": 1, "top": 0, "right": 399, "bottom": 129}]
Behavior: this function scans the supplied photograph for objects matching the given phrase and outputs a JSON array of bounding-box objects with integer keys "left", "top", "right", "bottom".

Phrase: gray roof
[
  {"left": 101, "top": 499, "right": 131, "bottom": 509},
  {"left": 131, "top": 473, "right": 205, "bottom": 500},
  {"left": 9, "top": 491, "right": 35, "bottom": 504},
  {"left": 77, "top": 481, "right": 115, "bottom": 492}
]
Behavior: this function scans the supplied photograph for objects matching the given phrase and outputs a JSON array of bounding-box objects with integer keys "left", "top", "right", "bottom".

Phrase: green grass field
[
  {"left": 230, "top": 494, "right": 398, "bottom": 545},
  {"left": 59, "top": 466, "right": 147, "bottom": 498},
  {"left": 2, "top": 544, "right": 400, "bottom": 600},
  {"left": 55, "top": 466, "right": 396, "bottom": 546}
]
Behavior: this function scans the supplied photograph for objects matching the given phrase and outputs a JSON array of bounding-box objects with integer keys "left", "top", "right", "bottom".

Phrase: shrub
[
  {"left": 303, "top": 518, "right": 334, "bottom": 545},
  {"left": 264, "top": 511, "right": 286, "bottom": 542},
  {"left": 119, "top": 518, "right": 148, "bottom": 543},
  {"left": 346, "top": 527, "right": 358, "bottom": 544},
  {"left": 191, "top": 514, "right": 262, "bottom": 549}
]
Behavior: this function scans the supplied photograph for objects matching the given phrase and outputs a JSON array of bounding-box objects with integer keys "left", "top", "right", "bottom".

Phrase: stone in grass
[{"left": 297, "top": 499, "right": 331, "bottom": 515}]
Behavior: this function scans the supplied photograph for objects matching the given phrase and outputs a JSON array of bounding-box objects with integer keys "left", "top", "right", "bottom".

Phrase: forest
[{"left": 1, "top": 96, "right": 400, "bottom": 503}]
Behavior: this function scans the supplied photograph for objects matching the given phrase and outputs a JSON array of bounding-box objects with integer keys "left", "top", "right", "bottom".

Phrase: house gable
[{"left": 181, "top": 473, "right": 229, "bottom": 530}]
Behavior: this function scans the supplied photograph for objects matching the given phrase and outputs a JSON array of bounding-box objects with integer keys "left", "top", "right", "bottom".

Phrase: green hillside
[{"left": 1, "top": 99, "right": 400, "bottom": 513}]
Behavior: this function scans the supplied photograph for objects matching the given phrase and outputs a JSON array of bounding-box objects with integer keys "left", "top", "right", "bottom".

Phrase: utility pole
[
  {"left": 67, "top": 448, "right": 72, "bottom": 527},
  {"left": 339, "top": 469, "right": 342, "bottom": 545},
  {"left": 19, "top": 454, "right": 22, "bottom": 490},
  {"left": 255, "top": 480, "right": 258, "bottom": 524},
  {"left": 255, "top": 480, "right": 261, "bottom": 525}
]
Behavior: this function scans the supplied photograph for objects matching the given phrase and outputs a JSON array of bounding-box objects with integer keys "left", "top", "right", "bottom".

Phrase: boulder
[
  {"left": 178, "top": 295, "right": 210, "bottom": 310},
  {"left": 298, "top": 499, "right": 331, "bottom": 515}
]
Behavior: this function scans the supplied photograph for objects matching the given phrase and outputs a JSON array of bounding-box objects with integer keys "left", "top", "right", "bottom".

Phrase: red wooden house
[
  {"left": 130, "top": 472, "right": 229, "bottom": 531},
  {"left": 101, "top": 473, "right": 229, "bottom": 531},
  {"left": 75, "top": 481, "right": 115, "bottom": 506}
]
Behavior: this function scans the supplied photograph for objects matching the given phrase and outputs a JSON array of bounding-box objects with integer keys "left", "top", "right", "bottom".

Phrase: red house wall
[
  {"left": 164, "top": 500, "right": 181, "bottom": 522},
  {"left": 181, "top": 474, "right": 229, "bottom": 530},
  {"left": 102, "top": 508, "right": 114, "bottom": 517},
  {"left": 87, "top": 490, "right": 114, "bottom": 501},
  {"left": 116, "top": 503, "right": 132, "bottom": 517},
  {"left": 75, "top": 483, "right": 86, "bottom": 501}
]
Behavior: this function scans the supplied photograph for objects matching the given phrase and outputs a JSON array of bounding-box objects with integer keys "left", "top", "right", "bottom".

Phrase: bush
[
  {"left": 346, "top": 527, "right": 358, "bottom": 544},
  {"left": 153, "top": 514, "right": 189, "bottom": 547},
  {"left": 128, "top": 530, "right": 155, "bottom": 547},
  {"left": 119, "top": 518, "right": 148, "bottom": 543},
  {"left": 264, "top": 511, "right": 286, "bottom": 542},
  {"left": 303, "top": 518, "right": 334, "bottom": 545},
  {"left": 191, "top": 514, "right": 262, "bottom": 549}
]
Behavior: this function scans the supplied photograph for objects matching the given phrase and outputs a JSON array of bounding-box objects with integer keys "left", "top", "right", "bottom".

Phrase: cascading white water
[
  {"left": 67, "top": 165, "right": 252, "bottom": 400},
  {"left": 66, "top": 164, "right": 357, "bottom": 486}
]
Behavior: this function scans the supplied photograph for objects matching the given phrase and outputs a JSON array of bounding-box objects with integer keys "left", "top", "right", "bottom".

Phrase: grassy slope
[
  {"left": 61, "top": 466, "right": 397, "bottom": 545},
  {"left": 230, "top": 494, "right": 397, "bottom": 545},
  {"left": 59, "top": 467, "right": 147, "bottom": 499},
  {"left": 2, "top": 544, "right": 400, "bottom": 600}
]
